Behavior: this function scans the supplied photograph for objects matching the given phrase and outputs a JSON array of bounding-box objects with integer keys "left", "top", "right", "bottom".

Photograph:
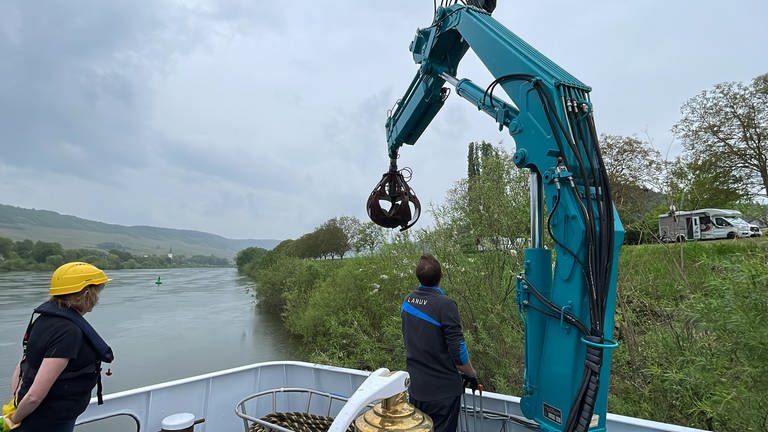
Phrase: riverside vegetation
[
  {"left": 240, "top": 232, "right": 767, "bottom": 432},
  {"left": 0, "top": 235, "right": 230, "bottom": 271},
  {"left": 238, "top": 143, "right": 767, "bottom": 432}
]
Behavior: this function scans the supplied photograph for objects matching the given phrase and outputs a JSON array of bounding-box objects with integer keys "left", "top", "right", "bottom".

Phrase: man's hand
[{"left": 461, "top": 374, "right": 479, "bottom": 392}]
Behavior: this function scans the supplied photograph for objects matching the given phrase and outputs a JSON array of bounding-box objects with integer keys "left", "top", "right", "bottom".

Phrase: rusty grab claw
[{"left": 366, "top": 163, "right": 421, "bottom": 231}]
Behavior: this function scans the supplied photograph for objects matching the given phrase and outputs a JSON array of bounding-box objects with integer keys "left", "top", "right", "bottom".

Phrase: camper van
[
  {"left": 658, "top": 210, "right": 705, "bottom": 242},
  {"left": 658, "top": 208, "right": 750, "bottom": 242},
  {"left": 697, "top": 208, "right": 752, "bottom": 239}
]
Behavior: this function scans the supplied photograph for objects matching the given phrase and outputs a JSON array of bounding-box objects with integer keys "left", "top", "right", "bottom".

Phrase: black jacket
[{"left": 401, "top": 286, "right": 470, "bottom": 400}]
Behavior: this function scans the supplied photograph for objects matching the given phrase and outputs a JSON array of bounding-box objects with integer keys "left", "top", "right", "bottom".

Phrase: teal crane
[{"left": 366, "top": 2, "right": 624, "bottom": 431}]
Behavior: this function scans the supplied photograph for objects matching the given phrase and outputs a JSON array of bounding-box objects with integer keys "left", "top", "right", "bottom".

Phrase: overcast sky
[{"left": 1, "top": 1, "right": 766, "bottom": 241}]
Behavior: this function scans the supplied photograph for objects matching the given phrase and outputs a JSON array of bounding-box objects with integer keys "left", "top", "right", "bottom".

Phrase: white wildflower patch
[{"left": 380, "top": 274, "right": 389, "bottom": 280}]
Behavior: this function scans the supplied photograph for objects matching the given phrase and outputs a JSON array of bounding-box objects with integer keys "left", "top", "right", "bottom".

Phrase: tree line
[
  {"left": 0, "top": 236, "right": 230, "bottom": 271},
  {"left": 237, "top": 217, "right": 391, "bottom": 272}
]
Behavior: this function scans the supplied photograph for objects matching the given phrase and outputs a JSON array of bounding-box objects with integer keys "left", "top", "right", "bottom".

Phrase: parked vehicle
[
  {"left": 658, "top": 210, "right": 705, "bottom": 242},
  {"left": 659, "top": 208, "right": 751, "bottom": 242},
  {"left": 698, "top": 208, "right": 752, "bottom": 239},
  {"left": 749, "top": 224, "right": 763, "bottom": 237}
]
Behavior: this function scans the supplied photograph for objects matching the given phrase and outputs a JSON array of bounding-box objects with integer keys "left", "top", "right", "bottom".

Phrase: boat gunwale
[{"left": 79, "top": 361, "right": 708, "bottom": 432}]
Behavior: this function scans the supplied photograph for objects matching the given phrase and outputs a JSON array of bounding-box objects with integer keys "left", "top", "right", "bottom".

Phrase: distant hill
[{"left": 0, "top": 204, "right": 280, "bottom": 259}]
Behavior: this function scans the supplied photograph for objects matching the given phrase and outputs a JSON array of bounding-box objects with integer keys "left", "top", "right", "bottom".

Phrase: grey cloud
[
  {"left": 0, "top": 0, "right": 283, "bottom": 180},
  {"left": 156, "top": 137, "right": 305, "bottom": 196}
]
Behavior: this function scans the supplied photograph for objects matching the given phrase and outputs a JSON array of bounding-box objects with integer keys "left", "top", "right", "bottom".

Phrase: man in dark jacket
[{"left": 401, "top": 254, "right": 478, "bottom": 432}]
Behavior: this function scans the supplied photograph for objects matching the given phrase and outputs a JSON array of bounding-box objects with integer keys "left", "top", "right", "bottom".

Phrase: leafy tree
[
  {"left": 294, "top": 232, "right": 322, "bottom": 259},
  {"left": 0, "top": 258, "right": 28, "bottom": 271},
  {"left": 673, "top": 73, "right": 768, "bottom": 198},
  {"left": 467, "top": 141, "right": 479, "bottom": 178},
  {"left": 291, "top": 218, "right": 355, "bottom": 260},
  {"left": 599, "top": 135, "right": 665, "bottom": 220},
  {"left": 0, "top": 237, "right": 13, "bottom": 259},
  {"left": 14, "top": 239, "right": 34, "bottom": 259},
  {"left": 272, "top": 239, "right": 298, "bottom": 257},
  {"left": 247, "top": 251, "right": 315, "bottom": 311},
  {"left": 189, "top": 255, "right": 229, "bottom": 266},
  {"left": 45, "top": 255, "right": 65, "bottom": 267},
  {"left": 664, "top": 156, "right": 750, "bottom": 210},
  {"left": 353, "top": 222, "right": 387, "bottom": 255},
  {"left": 437, "top": 141, "right": 529, "bottom": 251},
  {"left": 64, "top": 248, "right": 97, "bottom": 262},
  {"left": 108, "top": 249, "right": 134, "bottom": 261},
  {"left": 235, "top": 246, "right": 268, "bottom": 270},
  {"left": 31, "top": 241, "right": 64, "bottom": 263},
  {"left": 335, "top": 216, "right": 361, "bottom": 254},
  {"left": 316, "top": 219, "right": 349, "bottom": 259}
]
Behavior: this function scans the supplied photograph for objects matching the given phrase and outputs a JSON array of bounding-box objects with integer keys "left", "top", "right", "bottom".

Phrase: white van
[
  {"left": 749, "top": 224, "right": 763, "bottom": 237},
  {"left": 697, "top": 208, "right": 752, "bottom": 239}
]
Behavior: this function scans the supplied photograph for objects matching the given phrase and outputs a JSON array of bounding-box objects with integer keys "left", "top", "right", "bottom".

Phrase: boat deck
[{"left": 77, "top": 361, "right": 707, "bottom": 432}]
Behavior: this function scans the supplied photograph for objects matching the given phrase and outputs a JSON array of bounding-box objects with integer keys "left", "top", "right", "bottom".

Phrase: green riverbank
[{"left": 239, "top": 238, "right": 767, "bottom": 432}]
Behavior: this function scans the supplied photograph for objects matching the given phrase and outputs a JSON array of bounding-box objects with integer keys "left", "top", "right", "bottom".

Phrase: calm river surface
[{"left": 0, "top": 267, "right": 298, "bottom": 398}]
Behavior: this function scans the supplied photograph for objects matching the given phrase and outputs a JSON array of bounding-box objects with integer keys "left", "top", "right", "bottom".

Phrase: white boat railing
[{"left": 76, "top": 361, "right": 708, "bottom": 432}]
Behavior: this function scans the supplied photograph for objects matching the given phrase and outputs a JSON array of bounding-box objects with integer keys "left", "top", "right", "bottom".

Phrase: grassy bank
[
  {"left": 611, "top": 239, "right": 767, "bottom": 431},
  {"left": 242, "top": 237, "right": 767, "bottom": 432}
]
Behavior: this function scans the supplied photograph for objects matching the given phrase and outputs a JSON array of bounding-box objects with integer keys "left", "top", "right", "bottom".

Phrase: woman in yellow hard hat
[{"left": 4, "top": 262, "right": 114, "bottom": 432}]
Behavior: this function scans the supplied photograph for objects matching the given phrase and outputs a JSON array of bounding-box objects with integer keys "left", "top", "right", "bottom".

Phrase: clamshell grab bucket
[{"left": 366, "top": 168, "right": 421, "bottom": 231}]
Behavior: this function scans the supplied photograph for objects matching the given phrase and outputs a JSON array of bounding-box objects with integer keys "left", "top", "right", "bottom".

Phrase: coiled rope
[{"left": 249, "top": 412, "right": 355, "bottom": 432}]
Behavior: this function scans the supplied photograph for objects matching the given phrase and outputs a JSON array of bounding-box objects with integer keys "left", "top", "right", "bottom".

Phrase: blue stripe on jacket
[
  {"left": 459, "top": 340, "right": 470, "bottom": 364},
  {"left": 401, "top": 302, "right": 441, "bottom": 326}
]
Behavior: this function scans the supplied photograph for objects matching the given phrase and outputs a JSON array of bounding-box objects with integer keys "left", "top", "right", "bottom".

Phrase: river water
[{"left": 0, "top": 267, "right": 298, "bottom": 400}]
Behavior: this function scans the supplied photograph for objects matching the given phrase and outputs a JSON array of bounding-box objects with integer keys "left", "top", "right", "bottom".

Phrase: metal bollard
[{"left": 160, "top": 412, "right": 205, "bottom": 432}]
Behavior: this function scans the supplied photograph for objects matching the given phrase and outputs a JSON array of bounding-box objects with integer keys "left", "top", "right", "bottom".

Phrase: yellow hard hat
[{"left": 49, "top": 262, "right": 111, "bottom": 296}]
